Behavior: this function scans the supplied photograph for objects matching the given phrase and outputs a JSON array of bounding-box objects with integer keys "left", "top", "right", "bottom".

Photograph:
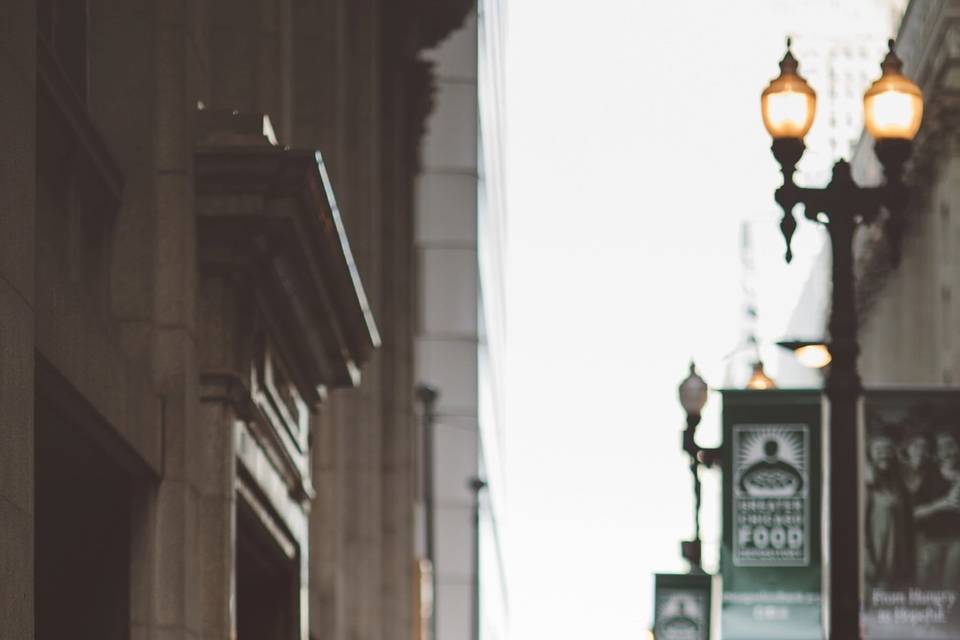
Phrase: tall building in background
[{"left": 416, "top": 1, "right": 509, "bottom": 639}]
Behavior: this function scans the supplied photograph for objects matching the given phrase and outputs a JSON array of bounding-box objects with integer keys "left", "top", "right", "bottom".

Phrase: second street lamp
[
  {"left": 761, "top": 38, "right": 923, "bottom": 640},
  {"left": 678, "top": 363, "right": 721, "bottom": 572}
]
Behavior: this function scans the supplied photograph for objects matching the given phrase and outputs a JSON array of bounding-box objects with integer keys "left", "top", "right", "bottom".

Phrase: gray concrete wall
[{"left": 417, "top": 11, "right": 482, "bottom": 640}]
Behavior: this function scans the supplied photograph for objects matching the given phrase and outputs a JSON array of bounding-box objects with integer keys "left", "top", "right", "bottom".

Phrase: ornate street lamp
[
  {"left": 761, "top": 38, "right": 923, "bottom": 640},
  {"left": 678, "top": 363, "right": 721, "bottom": 572}
]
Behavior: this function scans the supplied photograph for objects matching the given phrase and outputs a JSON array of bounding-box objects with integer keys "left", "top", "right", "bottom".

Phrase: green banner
[
  {"left": 721, "top": 390, "right": 823, "bottom": 640},
  {"left": 862, "top": 389, "right": 960, "bottom": 639},
  {"left": 654, "top": 573, "right": 713, "bottom": 640}
]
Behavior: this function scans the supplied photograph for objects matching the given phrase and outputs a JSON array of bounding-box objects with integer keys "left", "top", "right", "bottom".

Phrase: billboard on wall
[
  {"left": 721, "top": 390, "right": 822, "bottom": 640},
  {"left": 654, "top": 573, "right": 713, "bottom": 640},
  {"left": 862, "top": 389, "right": 960, "bottom": 639}
]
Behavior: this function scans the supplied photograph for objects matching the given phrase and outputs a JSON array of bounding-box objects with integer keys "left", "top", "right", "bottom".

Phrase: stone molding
[
  {"left": 195, "top": 110, "right": 380, "bottom": 394},
  {"left": 200, "top": 370, "right": 315, "bottom": 505}
]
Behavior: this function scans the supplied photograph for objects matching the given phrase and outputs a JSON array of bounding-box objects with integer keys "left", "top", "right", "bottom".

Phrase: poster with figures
[
  {"left": 721, "top": 390, "right": 822, "bottom": 640},
  {"left": 733, "top": 424, "right": 809, "bottom": 566},
  {"left": 863, "top": 389, "right": 960, "bottom": 639},
  {"left": 654, "top": 574, "right": 712, "bottom": 640}
]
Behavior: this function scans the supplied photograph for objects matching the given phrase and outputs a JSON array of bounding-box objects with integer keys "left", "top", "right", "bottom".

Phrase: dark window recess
[
  {"left": 35, "top": 0, "right": 123, "bottom": 311},
  {"left": 236, "top": 496, "right": 298, "bottom": 640},
  {"left": 35, "top": 403, "right": 132, "bottom": 640},
  {"left": 38, "top": 0, "right": 87, "bottom": 100}
]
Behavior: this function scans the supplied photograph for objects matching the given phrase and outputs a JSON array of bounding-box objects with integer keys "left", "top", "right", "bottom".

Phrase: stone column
[
  {"left": 153, "top": 1, "right": 205, "bottom": 637},
  {"left": 333, "top": 2, "right": 386, "bottom": 639},
  {"left": 0, "top": 3, "right": 36, "bottom": 638}
]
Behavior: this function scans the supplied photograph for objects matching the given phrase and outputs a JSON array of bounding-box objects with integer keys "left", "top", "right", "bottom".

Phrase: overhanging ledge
[{"left": 195, "top": 111, "right": 380, "bottom": 393}]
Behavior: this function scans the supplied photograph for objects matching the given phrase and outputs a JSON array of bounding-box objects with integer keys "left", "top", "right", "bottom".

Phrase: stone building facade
[
  {"left": 0, "top": 0, "right": 483, "bottom": 639},
  {"left": 777, "top": 0, "right": 960, "bottom": 389},
  {"left": 848, "top": 0, "right": 960, "bottom": 386}
]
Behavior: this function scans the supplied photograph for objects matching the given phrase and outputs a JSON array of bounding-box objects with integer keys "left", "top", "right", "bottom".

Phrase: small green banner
[
  {"left": 721, "top": 390, "right": 823, "bottom": 640},
  {"left": 654, "top": 573, "right": 713, "bottom": 640},
  {"left": 862, "top": 389, "right": 960, "bottom": 639}
]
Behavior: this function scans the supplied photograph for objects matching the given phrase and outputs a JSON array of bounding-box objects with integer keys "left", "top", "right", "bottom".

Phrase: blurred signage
[
  {"left": 733, "top": 422, "right": 810, "bottom": 566},
  {"left": 721, "top": 390, "right": 823, "bottom": 640},
  {"left": 862, "top": 389, "right": 960, "bottom": 639},
  {"left": 654, "top": 573, "right": 712, "bottom": 640}
]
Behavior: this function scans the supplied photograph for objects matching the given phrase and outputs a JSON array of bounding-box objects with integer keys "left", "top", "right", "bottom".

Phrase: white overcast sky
[{"left": 503, "top": 1, "right": 897, "bottom": 638}]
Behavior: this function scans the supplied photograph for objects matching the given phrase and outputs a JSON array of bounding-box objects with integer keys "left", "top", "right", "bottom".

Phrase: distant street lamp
[
  {"left": 761, "top": 38, "right": 923, "bottom": 640},
  {"left": 745, "top": 361, "right": 777, "bottom": 390},
  {"left": 678, "top": 363, "right": 721, "bottom": 572}
]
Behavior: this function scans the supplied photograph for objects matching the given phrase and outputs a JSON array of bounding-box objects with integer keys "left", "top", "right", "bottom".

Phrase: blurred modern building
[
  {"left": 415, "top": 1, "right": 509, "bottom": 639},
  {"left": 0, "top": 1, "right": 505, "bottom": 639}
]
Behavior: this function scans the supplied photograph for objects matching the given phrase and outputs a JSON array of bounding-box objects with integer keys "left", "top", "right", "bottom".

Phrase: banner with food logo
[
  {"left": 720, "top": 390, "right": 823, "bottom": 640},
  {"left": 862, "top": 389, "right": 960, "bottom": 639},
  {"left": 654, "top": 573, "right": 713, "bottom": 640}
]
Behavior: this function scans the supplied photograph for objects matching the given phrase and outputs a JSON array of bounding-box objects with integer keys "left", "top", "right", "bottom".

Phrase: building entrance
[{"left": 35, "top": 403, "right": 133, "bottom": 639}]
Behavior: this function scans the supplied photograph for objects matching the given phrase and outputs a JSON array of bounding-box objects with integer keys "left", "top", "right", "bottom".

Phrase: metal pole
[
  {"left": 683, "top": 413, "right": 704, "bottom": 573},
  {"left": 469, "top": 478, "right": 487, "bottom": 640},
  {"left": 770, "top": 131, "right": 911, "bottom": 640},
  {"left": 416, "top": 384, "right": 439, "bottom": 640},
  {"left": 824, "top": 206, "right": 862, "bottom": 640}
]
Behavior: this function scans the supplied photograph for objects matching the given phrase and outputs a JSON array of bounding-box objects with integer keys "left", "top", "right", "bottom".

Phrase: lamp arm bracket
[
  {"left": 697, "top": 446, "right": 723, "bottom": 469},
  {"left": 683, "top": 425, "right": 724, "bottom": 470},
  {"left": 790, "top": 185, "right": 886, "bottom": 226}
]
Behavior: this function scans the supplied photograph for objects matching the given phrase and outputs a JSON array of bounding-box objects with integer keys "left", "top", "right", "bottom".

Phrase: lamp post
[
  {"left": 761, "top": 38, "right": 923, "bottom": 640},
  {"left": 678, "top": 363, "right": 721, "bottom": 572},
  {"left": 415, "top": 383, "right": 439, "bottom": 640},
  {"left": 469, "top": 477, "right": 487, "bottom": 640}
]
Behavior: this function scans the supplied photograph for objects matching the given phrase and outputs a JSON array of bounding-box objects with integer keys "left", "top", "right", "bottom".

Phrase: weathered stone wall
[
  {"left": 2, "top": 0, "right": 471, "bottom": 639},
  {"left": 855, "top": 0, "right": 960, "bottom": 386},
  {"left": 0, "top": 1, "right": 36, "bottom": 637}
]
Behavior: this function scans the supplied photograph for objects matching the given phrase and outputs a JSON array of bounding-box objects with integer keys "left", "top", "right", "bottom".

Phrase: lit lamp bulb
[
  {"left": 864, "top": 39, "right": 923, "bottom": 141},
  {"left": 746, "top": 361, "right": 777, "bottom": 390},
  {"left": 776, "top": 340, "right": 832, "bottom": 370},
  {"left": 761, "top": 38, "right": 817, "bottom": 140},
  {"left": 794, "top": 344, "right": 832, "bottom": 369}
]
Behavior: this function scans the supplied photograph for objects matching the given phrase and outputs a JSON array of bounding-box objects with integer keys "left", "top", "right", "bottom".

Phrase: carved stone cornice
[
  {"left": 414, "top": 0, "right": 474, "bottom": 51},
  {"left": 383, "top": 0, "right": 474, "bottom": 171},
  {"left": 899, "top": 2, "right": 960, "bottom": 182},
  {"left": 407, "top": 57, "right": 438, "bottom": 170},
  {"left": 195, "top": 110, "right": 380, "bottom": 395}
]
